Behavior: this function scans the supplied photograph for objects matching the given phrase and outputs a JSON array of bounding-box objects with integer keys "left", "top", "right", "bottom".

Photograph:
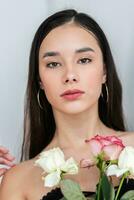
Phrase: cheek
[
  {"left": 85, "top": 69, "right": 103, "bottom": 95},
  {"left": 88, "top": 73, "right": 102, "bottom": 86},
  {"left": 40, "top": 72, "right": 59, "bottom": 103}
]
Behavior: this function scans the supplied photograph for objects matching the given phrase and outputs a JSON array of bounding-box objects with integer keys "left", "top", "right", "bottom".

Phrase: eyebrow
[{"left": 42, "top": 47, "right": 95, "bottom": 59}]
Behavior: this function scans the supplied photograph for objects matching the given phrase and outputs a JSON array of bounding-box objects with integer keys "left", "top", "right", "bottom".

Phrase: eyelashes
[
  {"left": 78, "top": 58, "right": 92, "bottom": 64},
  {"left": 46, "top": 62, "right": 61, "bottom": 68},
  {"left": 46, "top": 58, "right": 92, "bottom": 69}
]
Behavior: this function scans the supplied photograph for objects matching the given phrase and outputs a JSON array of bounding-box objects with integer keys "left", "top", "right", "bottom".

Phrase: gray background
[{"left": 0, "top": 0, "right": 134, "bottom": 162}]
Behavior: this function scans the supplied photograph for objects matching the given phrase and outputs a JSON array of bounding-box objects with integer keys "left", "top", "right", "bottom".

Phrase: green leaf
[
  {"left": 101, "top": 174, "right": 115, "bottom": 200},
  {"left": 60, "top": 179, "right": 86, "bottom": 200},
  {"left": 59, "top": 197, "right": 67, "bottom": 200},
  {"left": 120, "top": 190, "right": 134, "bottom": 200},
  {"left": 95, "top": 182, "right": 104, "bottom": 199}
]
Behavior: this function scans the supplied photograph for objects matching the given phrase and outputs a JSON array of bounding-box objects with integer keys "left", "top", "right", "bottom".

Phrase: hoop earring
[
  {"left": 101, "top": 83, "right": 109, "bottom": 103},
  {"left": 37, "top": 88, "right": 44, "bottom": 110}
]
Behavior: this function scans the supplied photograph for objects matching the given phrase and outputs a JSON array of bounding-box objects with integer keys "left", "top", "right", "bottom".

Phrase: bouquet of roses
[{"left": 35, "top": 135, "right": 134, "bottom": 200}]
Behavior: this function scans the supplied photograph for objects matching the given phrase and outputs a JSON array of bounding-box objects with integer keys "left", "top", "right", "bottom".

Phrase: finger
[
  {"left": 2, "top": 153, "right": 15, "bottom": 161},
  {"left": 0, "top": 168, "right": 7, "bottom": 176},
  {"left": 0, "top": 146, "right": 9, "bottom": 155},
  {"left": 0, "top": 158, "right": 15, "bottom": 167}
]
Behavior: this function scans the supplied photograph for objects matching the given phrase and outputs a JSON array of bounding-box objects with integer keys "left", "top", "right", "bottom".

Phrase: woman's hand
[{"left": 0, "top": 146, "right": 15, "bottom": 177}]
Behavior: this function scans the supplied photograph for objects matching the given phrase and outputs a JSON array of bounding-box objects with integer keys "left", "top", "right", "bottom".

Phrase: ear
[{"left": 102, "top": 64, "right": 107, "bottom": 83}]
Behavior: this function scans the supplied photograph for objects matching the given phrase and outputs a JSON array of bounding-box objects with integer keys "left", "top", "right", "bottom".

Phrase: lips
[{"left": 60, "top": 89, "right": 85, "bottom": 97}]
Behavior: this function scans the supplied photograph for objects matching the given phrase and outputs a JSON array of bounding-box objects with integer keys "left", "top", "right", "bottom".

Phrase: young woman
[{"left": 0, "top": 9, "right": 134, "bottom": 200}]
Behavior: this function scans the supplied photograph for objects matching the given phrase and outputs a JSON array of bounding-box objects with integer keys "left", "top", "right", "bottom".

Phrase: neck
[{"left": 52, "top": 104, "right": 106, "bottom": 150}]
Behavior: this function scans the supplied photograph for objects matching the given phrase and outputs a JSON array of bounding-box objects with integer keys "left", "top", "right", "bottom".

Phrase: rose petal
[
  {"left": 100, "top": 138, "right": 112, "bottom": 146},
  {"left": 61, "top": 157, "right": 78, "bottom": 174},
  {"left": 35, "top": 147, "right": 65, "bottom": 172},
  {"left": 52, "top": 148, "right": 65, "bottom": 168},
  {"left": 86, "top": 139, "right": 102, "bottom": 156},
  {"left": 103, "top": 144, "right": 123, "bottom": 160},
  {"left": 80, "top": 158, "right": 95, "bottom": 168},
  {"left": 118, "top": 146, "right": 134, "bottom": 175},
  {"left": 106, "top": 165, "right": 128, "bottom": 177},
  {"left": 105, "top": 136, "right": 124, "bottom": 147},
  {"left": 44, "top": 170, "right": 61, "bottom": 187},
  {"left": 35, "top": 156, "right": 56, "bottom": 172}
]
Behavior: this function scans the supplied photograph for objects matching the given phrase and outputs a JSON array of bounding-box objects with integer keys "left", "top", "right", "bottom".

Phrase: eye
[
  {"left": 46, "top": 62, "right": 61, "bottom": 68},
  {"left": 78, "top": 58, "right": 92, "bottom": 64}
]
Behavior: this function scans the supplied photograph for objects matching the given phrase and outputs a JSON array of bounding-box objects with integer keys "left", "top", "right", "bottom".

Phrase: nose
[{"left": 62, "top": 69, "right": 79, "bottom": 84}]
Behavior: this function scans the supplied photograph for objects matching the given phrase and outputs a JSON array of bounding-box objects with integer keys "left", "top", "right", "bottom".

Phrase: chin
[{"left": 59, "top": 104, "right": 91, "bottom": 115}]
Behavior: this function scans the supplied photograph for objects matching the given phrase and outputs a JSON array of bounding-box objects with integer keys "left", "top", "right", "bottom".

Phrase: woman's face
[{"left": 39, "top": 23, "right": 106, "bottom": 114}]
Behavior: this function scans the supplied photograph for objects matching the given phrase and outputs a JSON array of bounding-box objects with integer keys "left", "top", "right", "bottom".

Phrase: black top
[{"left": 41, "top": 179, "right": 134, "bottom": 200}]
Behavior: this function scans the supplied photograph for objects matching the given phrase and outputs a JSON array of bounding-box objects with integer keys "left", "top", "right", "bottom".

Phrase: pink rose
[
  {"left": 85, "top": 135, "right": 125, "bottom": 161},
  {"left": 80, "top": 135, "right": 125, "bottom": 168}
]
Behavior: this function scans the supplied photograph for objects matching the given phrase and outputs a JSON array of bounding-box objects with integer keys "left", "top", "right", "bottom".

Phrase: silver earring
[
  {"left": 37, "top": 88, "right": 44, "bottom": 110},
  {"left": 101, "top": 83, "right": 109, "bottom": 103}
]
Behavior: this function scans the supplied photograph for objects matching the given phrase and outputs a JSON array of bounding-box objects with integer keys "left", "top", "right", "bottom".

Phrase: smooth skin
[{"left": 0, "top": 23, "right": 134, "bottom": 200}]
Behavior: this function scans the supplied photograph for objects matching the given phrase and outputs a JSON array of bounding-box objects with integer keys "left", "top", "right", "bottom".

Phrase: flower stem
[
  {"left": 115, "top": 174, "right": 125, "bottom": 200},
  {"left": 97, "top": 175, "right": 101, "bottom": 200},
  {"left": 96, "top": 158, "right": 106, "bottom": 200}
]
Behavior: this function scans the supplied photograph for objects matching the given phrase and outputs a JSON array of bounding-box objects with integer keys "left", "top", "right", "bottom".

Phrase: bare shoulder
[
  {"left": 0, "top": 157, "right": 52, "bottom": 200},
  {"left": 117, "top": 131, "right": 134, "bottom": 147},
  {"left": 0, "top": 159, "right": 35, "bottom": 200}
]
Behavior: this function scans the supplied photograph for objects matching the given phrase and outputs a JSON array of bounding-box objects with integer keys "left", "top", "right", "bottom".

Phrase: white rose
[
  {"left": 106, "top": 146, "right": 134, "bottom": 178},
  {"left": 35, "top": 147, "right": 78, "bottom": 187},
  {"left": 35, "top": 147, "right": 65, "bottom": 173},
  {"left": 61, "top": 157, "right": 78, "bottom": 174}
]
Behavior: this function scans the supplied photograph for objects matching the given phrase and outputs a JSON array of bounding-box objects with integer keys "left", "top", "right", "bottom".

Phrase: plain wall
[{"left": 0, "top": 0, "right": 134, "bottom": 161}]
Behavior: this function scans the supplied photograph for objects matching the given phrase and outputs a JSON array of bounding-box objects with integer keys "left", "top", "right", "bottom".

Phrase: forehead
[{"left": 39, "top": 23, "right": 101, "bottom": 55}]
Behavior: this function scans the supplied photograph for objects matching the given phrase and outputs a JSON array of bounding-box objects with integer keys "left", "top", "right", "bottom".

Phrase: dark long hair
[{"left": 21, "top": 9, "right": 125, "bottom": 160}]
